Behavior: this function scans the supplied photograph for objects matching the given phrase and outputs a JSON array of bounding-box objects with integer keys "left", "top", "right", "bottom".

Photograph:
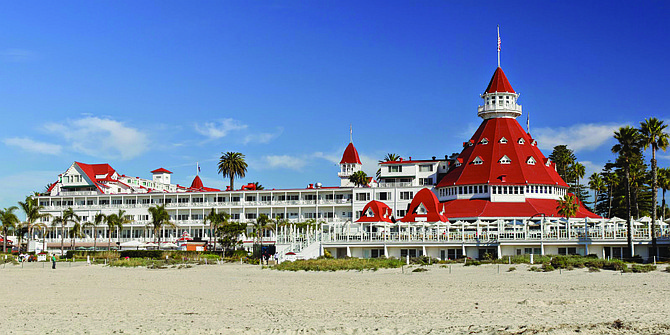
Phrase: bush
[
  {"left": 528, "top": 266, "right": 540, "bottom": 272},
  {"left": 542, "top": 263, "right": 555, "bottom": 272},
  {"left": 588, "top": 267, "right": 600, "bottom": 272},
  {"left": 274, "top": 257, "right": 404, "bottom": 272},
  {"left": 507, "top": 266, "right": 516, "bottom": 272},
  {"left": 464, "top": 259, "right": 481, "bottom": 266},
  {"left": 323, "top": 249, "right": 333, "bottom": 259},
  {"left": 410, "top": 256, "right": 437, "bottom": 265},
  {"left": 120, "top": 250, "right": 163, "bottom": 259},
  {"left": 631, "top": 264, "right": 656, "bottom": 273},
  {"left": 412, "top": 267, "right": 428, "bottom": 273}
]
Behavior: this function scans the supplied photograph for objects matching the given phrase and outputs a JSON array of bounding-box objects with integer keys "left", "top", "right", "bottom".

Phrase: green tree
[
  {"left": 549, "top": 145, "right": 577, "bottom": 182},
  {"left": 612, "top": 126, "right": 643, "bottom": 253},
  {"left": 660, "top": 167, "right": 670, "bottom": 220},
  {"left": 376, "top": 153, "right": 401, "bottom": 180},
  {"left": 147, "top": 205, "right": 174, "bottom": 244},
  {"left": 588, "top": 173, "right": 605, "bottom": 216},
  {"left": 252, "top": 182, "right": 264, "bottom": 190},
  {"left": 60, "top": 207, "right": 80, "bottom": 255},
  {"left": 0, "top": 206, "right": 19, "bottom": 253},
  {"left": 557, "top": 194, "right": 578, "bottom": 220},
  {"left": 216, "top": 221, "right": 246, "bottom": 256},
  {"left": 18, "top": 196, "right": 49, "bottom": 251},
  {"left": 252, "top": 214, "right": 273, "bottom": 248},
  {"left": 205, "top": 209, "right": 230, "bottom": 251},
  {"left": 92, "top": 213, "right": 107, "bottom": 251},
  {"left": 349, "top": 170, "right": 369, "bottom": 187},
  {"left": 640, "top": 117, "right": 669, "bottom": 256},
  {"left": 217, "top": 152, "right": 248, "bottom": 191},
  {"left": 106, "top": 210, "right": 130, "bottom": 250},
  {"left": 68, "top": 222, "right": 84, "bottom": 251}
]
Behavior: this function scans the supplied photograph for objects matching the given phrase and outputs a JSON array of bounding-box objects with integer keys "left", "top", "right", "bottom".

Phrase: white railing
[{"left": 378, "top": 182, "right": 413, "bottom": 188}]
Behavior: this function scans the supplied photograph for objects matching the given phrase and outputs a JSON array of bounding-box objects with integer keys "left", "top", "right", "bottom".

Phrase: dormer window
[
  {"left": 531, "top": 140, "right": 537, "bottom": 146},
  {"left": 499, "top": 155, "right": 511, "bottom": 164},
  {"left": 472, "top": 156, "right": 484, "bottom": 165},
  {"left": 527, "top": 156, "right": 536, "bottom": 165},
  {"left": 499, "top": 137, "right": 508, "bottom": 144},
  {"left": 480, "top": 138, "right": 489, "bottom": 145},
  {"left": 518, "top": 138, "right": 525, "bottom": 144},
  {"left": 545, "top": 159, "right": 551, "bottom": 167}
]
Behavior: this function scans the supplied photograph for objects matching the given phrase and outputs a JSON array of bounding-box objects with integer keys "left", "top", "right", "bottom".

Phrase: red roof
[
  {"left": 440, "top": 198, "right": 600, "bottom": 219},
  {"left": 380, "top": 159, "right": 439, "bottom": 165},
  {"left": 436, "top": 118, "right": 568, "bottom": 187},
  {"left": 188, "top": 175, "right": 221, "bottom": 192},
  {"left": 151, "top": 168, "right": 172, "bottom": 174},
  {"left": 340, "top": 142, "right": 362, "bottom": 164},
  {"left": 356, "top": 200, "right": 394, "bottom": 223},
  {"left": 75, "top": 162, "right": 117, "bottom": 193},
  {"left": 400, "top": 189, "right": 448, "bottom": 223},
  {"left": 484, "top": 67, "right": 515, "bottom": 94}
]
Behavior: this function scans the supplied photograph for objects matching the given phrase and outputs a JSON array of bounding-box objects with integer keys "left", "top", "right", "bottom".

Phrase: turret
[
  {"left": 338, "top": 142, "right": 362, "bottom": 187},
  {"left": 477, "top": 67, "right": 523, "bottom": 119}
]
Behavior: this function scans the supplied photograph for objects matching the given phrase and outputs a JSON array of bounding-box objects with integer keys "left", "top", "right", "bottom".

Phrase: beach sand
[{"left": 1, "top": 262, "right": 669, "bottom": 334}]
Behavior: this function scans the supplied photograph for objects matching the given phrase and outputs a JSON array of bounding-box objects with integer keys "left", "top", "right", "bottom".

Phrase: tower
[{"left": 338, "top": 142, "right": 363, "bottom": 187}]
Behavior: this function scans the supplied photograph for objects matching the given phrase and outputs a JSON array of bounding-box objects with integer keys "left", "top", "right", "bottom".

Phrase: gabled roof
[
  {"left": 484, "top": 67, "right": 515, "bottom": 94},
  {"left": 400, "top": 188, "right": 448, "bottom": 223},
  {"left": 436, "top": 118, "right": 568, "bottom": 187},
  {"left": 340, "top": 142, "right": 362, "bottom": 164},
  {"left": 151, "top": 168, "right": 172, "bottom": 174},
  {"left": 356, "top": 200, "right": 394, "bottom": 223},
  {"left": 74, "top": 162, "right": 118, "bottom": 193}
]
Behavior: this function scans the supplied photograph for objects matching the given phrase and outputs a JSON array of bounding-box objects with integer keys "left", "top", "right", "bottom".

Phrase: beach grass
[{"left": 274, "top": 257, "right": 404, "bottom": 271}]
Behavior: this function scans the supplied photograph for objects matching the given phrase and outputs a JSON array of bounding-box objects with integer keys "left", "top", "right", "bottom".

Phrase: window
[
  {"left": 370, "top": 249, "right": 385, "bottom": 258},
  {"left": 304, "top": 212, "right": 316, "bottom": 219},
  {"left": 111, "top": 199, "right": 122, "bottom": 205},
  {"left": 246, "top": 213, "right": 257, "bottom": 220},
  {"left": 499, "top": 137, "right": 508, "bottom": 144},
  {"left": 527, "top": 156, "right": 536, "bottom": 165},
  {"left": 376, "top": 192, "right": 390, "bottom": 201},
  {"left": 400, "top": 249, "right": 422, "bottom": 258},
  {"left": 177, "top": 197, "right": 189, "bottom": 203},
  {"left": 231, "top": 213, "right": 240, "bottom": 220},
  {"left": 192, "top": 197, "right": 203, "bottom": 203},
  {"left": 397, "top": 210, "right": 407, "bottom": 217},
  {"left": 447, "top": 249, "right": 463, "bottom": 260},
  {"left": 558, "top": 247, "right": 578, "bottom": 255},
  {"left": 261, "top": 195, "right": 272, "bottom": 202},
  {"left": 472, "top": 156, "right": 484, "bottom": 165},
  {"left": 480, "top": 138, "right": 489, "bottom": 145},
  {"left": 499, "top": 155, "right": 511, "bottom": 164},
  {"left": 419, "top": 165, "right": 433, "bottom": 172},
  {"left": 231, "top": 196, "right": 240, "bottom": 202},
  {"left": 388, "top": 165, "right": 402, "bottom": 173},
  {"left": 518, "top": 138, "right": 525, "bottom": 144},
  {"left": 399, "top": 191, "right": 413, "bottom": 200},
  {"left": 245, "top": 196, "right": 256, "bottom": 202},
  {"left": 419, "top": 178, "right": 432, "bottom": 186},
  {"left": 304, "top": 194, "right": 316, "bottom": 201},
  {"left": 356, "top": 193, "right": 370, "bottom": 201}
]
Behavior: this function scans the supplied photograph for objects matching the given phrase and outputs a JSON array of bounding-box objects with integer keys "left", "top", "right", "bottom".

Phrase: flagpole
[{"left": 497, "top": 25, "right": 501, "bottom": 68}]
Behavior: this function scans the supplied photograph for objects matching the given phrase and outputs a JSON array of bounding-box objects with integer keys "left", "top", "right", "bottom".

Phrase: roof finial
[
  {"left": 196, "top": 162, "right": 200, "bottom": 176},
  {"left": 497, "top": 25, "right": 501, "bottom": 68},
  {"left": 350, "top": 124, "right": 353, "bottom": 143}
]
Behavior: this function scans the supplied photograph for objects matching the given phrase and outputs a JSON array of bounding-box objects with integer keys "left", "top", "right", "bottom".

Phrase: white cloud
[
  {"left": 533, "top": 123, "right": 624, "bottom": 152},
  {"left": 44, "top": 116, "right": 148, "bottom": 160},
  {"left": 0, "top": 48, "right": 37, "bottom": 62},
  {"left": 262, "top": 155, "right": 308, "bottom": 170},
  {"left": 3, "top": 137, "right": 62, "bottom": 155},
  {"left": 243, "top": 127, "right": 284, "bottom": 144},
  {"left": 194, "top": 119, "right": 248, "bottom": 140}
]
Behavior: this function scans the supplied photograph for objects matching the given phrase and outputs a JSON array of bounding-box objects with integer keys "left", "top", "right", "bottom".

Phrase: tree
[
  {"left": 147, "top": 205, "right": 174, "bottom": 244},
  {"left": 660, "top": 167, "right": 670, "bottom": 220},
  {"left": 0, "top": 206, "right": 19, "bottom": 253},
  {"left": 68, "top": 222, "right": 84, "bottom": 250},
  {"left": 376, "top": 153, "right": 401, "bottom": 180},
  {"left": 568, "top": 162, "right": 586, "bottom": 199},
  {"left": 92, "top": 213, "right": 107, "bottom": 251},
  {"left": 252, "top": 214, "right": 273, "bottom": 248},
  {"left": 19, "top": 196, "right": 50, "bottom": 252},
  {"left": 60, "top": 207, "right": 80, "bottom": 255},
  {"left": 252, "top": 182, "right": 264, "bottom": 190},
  {"left": 601, "top": 164, "right": 619, "bottom": 219},
  {"left": 588, "top": 173, "right": 605, "bottom": 216},
  {"left": 217, "top": 152, "right": 248, "bottom": 191},
  {"left": 349, "top": 170, "right": 369, "bottom": 187},
  {"left": 557, "top": 194, "right": 579, "bottom": 220},
  {"left": 612, "top": 126, "right": 642, "bottom": 254},
  {"left": 639, "top": 117, "right": 669, "bottom": 257},
  {"left": 205, "top": 209, "right": 230, "bottom": 251},
  {"left": 549, "top": 145, "right": 577, "bottom": 182},
  {"left": 106, "top": 210, "right": 130, "bottom": 250},
  {"left": 216, "top": 222, "right": 246, "bottom": 256}
]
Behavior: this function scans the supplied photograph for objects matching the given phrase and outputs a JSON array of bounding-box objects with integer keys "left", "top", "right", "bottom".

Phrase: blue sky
[{"left": 1, "top": 1, "right": 669, "bottom": 209}]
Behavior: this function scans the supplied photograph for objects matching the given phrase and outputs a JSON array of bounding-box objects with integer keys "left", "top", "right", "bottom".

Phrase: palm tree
[
  {"left": 660, "top": 167, "right": 670, "bottom": 220},
  {"left": 252, "top": 182, "right": 264, "bottom": 190},
  {"left": 557, "top": 194, "right": 579, "bottom": 221},
  {"left": 92, "top": 213, "right": 107, "bottom": 251},
  {"left": 68, "top": 222, "right": 84, "bottom": 250},
  {"left": 588, "top": 173, "right": 605, "bottom": 216},
  {"left": 60, "top": 207, "right": 80, "bottom": 255},
  {"left": 218, "top": 152, "right": 248, "bottom": 191},
  {"left": 603, "top": 169, "right": 619, "bottom": 219},
  {"left": 612, "top": 126, "right": 642, "bottom": 254},
  {"left": 639, "top": 117, "right": 669, "bottom": 257},
  {"left": 0, "top": 206, "right": 19, "bottom": 253},
  {"left": 349, "top": 170, "right": 369, "bottom": 187},
  {"left": 106, "top": 209, "right": 130, "bottom": 248},
  {"left": 568, "top": 162, "right": 586, "bottom": 196},
  {"left": 205, "top": 208, "right": 229, "bottom": 251},
  {"left": 376, "top": 153, "right": 401, "bottom": 180},
  {"left": 18, "top": 196, "right": 49, "bottom": 251},
  {"left": 31, "top": 222, "right": 48, "bottom": 252},
  {"left": 252, "top": 214, "right": 273, "bottom": 247},
  {"left": 147, "top": 205, "right": 173, "bottom": 244}
]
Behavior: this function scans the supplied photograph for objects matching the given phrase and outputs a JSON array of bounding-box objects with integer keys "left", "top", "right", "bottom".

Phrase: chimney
[
  {"left": 409, "top": 156, "right": 412, "bottom": 161},
  {"left": 432, "top": 156, "right": 436, "bottom": 161}
]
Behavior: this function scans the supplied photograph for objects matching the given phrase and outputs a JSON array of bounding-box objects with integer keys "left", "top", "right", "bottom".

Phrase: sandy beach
[{"left": 1, "top": 262, "right": 670, "bottom": 334}]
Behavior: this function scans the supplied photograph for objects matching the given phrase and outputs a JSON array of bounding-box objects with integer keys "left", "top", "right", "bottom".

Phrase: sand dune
[{"left": 1, "top": 262, "right": 669, "bottom": 334}]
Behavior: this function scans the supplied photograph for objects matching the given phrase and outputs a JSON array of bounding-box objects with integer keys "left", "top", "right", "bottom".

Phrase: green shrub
[
  {"left": 274, "top": 257, "right": 404, "bottom": 272},
  {"left": 507, "top": 266, "right": 516, "bottom": 272},
  {"left": 410, "top": 256, "right": 436, "bottom": 265},
  {"left": 120, "top": 250, "right": 163, "bottom": 259},
  {"left": 412, "top": 267, "right": 428, "bottom": 273},
  {"left": 528, "top": 266, "right": 540, "bottom": 272},
  {"left": 631, "top": 264, "right": 656, "bottom": 273},
  {"left": 323, "top": 249, "right": 333, "bottom": 259},
  {"left": 464, "top": 259, "right": 481, "bottom": 266},
  {"left": 588, "top": 267, "right": 600, "bottom": 272},
  {"left": 542, "top": 263, "right": 555, "bottom": 272}
]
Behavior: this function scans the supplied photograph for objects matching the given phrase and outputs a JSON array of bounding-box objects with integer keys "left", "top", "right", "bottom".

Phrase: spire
[
  {"left": 497, "top": 25, "right": 501, "bottom": 68},
  {"left": 340, "top": 142, "right": 362, "bottom": 164},
  {"left": 350, "top": 124, "right": 353, "bottom": 143},
  {"left": 484, "top": 67, "right": 515, "bottom": 94}
]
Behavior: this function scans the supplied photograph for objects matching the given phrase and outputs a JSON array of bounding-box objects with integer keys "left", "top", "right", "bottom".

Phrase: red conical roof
[
  {"left": 151, "top": 168, "right": 172, "bottom": 174},
  {"left": 484, "top": 67, "right": 515, "bottom": 94},
  {"left": 340, "top": 142, "right": 362, "bottom": 164},
  {"left": 436, "top": 118, "right": 567, "bottom": 187},
  {"left": 190, "top": 175, "right": 204, "bottom": 189}
]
